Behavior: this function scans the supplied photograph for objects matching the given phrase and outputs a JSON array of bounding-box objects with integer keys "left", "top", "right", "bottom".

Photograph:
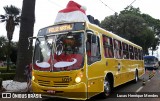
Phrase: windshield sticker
[{"left": 54, "top": 58, "right": 77, "bottom": 68}]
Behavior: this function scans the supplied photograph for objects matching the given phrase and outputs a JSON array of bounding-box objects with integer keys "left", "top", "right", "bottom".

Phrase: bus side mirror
[{"left": 28, "top": 37, "right": 37, "bottom": 50}]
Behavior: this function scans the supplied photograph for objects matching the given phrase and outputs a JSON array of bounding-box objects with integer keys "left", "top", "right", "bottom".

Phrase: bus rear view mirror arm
[{"left": 28, "top": 37, "right": 37, "bottom": 50}]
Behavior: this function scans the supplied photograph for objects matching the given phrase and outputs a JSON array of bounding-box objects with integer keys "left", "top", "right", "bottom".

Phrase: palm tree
[
  {"left": 14, "top": 0, "right": 36, "bottom": 82},
  {"left": 0, "top": 5, "right": 21, "bottom": 71}
]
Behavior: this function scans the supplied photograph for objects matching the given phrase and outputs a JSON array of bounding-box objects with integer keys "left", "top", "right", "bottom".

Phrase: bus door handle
[
  {"left": 106, "top": 61, "right": 108, "bottom": 66},
  {"left": 115, "top": 63, "right": 121, "bottom": 71},
  {"left": 118, "top": 63, "right": 121, "bottom": 71}
]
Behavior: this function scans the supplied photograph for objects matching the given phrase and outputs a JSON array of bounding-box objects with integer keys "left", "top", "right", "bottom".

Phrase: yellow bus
[{"left": 30, "top": 22, "right": 144, "bottom": 100}]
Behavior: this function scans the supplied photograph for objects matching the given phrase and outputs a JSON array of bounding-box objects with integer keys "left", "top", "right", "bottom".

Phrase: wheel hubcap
[{"left": 104, "top": 80, "right": 110, "bottom": 96}]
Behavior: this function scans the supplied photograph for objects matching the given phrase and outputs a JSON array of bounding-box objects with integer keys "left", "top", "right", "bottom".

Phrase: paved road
[
  {"left": 42, "top": 68, "right": 160, "bottom": 101},
  {"left": 87, "top": 68, "right": 160, "bottom": 101},
  {"left": 1, "top": 68, "right": 160, "bottom": 101}
]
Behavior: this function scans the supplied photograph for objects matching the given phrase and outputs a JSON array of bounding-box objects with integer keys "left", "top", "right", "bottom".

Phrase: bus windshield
[
  {"left": 33, "top": 31, "right": 84, "bottom": 72},
  {"left": 144, "top": 58, "right": 155, "bottom": 64}
]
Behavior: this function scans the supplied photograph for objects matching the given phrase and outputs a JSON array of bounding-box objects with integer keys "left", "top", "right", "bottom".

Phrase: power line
[
  {"left": 99, "top": 0, "right": 116, "bottom": 13},
  {"left": 128, "top": 0, "right": 137, "bottom": 7},
  {"left": 47, "top": 0, "right": 63, "bottom": 8}
]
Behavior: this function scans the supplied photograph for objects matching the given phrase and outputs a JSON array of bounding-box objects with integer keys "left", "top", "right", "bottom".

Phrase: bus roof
[
  {"left": 37, "top": 21, "right": 142, "bottom": 50},
  {"left": 86, "top": 22, "right": 142, "bottom": 50}
]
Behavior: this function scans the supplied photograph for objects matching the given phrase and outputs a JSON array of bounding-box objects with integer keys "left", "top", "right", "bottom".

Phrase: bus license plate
[{"left": 47, "top": 90, "right": 56, "bottom": 94}]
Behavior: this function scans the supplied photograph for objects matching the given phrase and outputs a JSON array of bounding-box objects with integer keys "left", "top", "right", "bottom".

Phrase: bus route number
[{"left": 62, "top": 77, "right": 72, "bottom": 83}]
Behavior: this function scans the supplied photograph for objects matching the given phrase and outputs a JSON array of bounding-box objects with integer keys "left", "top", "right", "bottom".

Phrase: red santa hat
[
  {"left": 54, "top": 1, "right": 89, "bottom": 24},
  {"left": 59, "top": 1, "right": 86, "bottom": 14}
]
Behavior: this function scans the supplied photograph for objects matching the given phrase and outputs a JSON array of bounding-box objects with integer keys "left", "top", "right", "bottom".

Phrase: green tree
[
  {"left": 131, "top": 29, "right": 155, "bottom": 54},
  {"left": 120, "top": 6, "right": 141, "bottom": 16},
  {"left": 14, "top": 0, "right": 36, "bottom": 82},
  {"left": 0, "top": 36, "right": 18, "bottom": 63},
  {"left": 100, "top": 6, "right": 160, "bottom": 55},
  {"left": 101, "top": 13, "right": 119, "bottom": 34},
  {"left": 0, "top": 36, "right": 7, "bottom": 61},
  {"left": 150, "top": 38, "right": 159, "bottom": 55},
  {"left": 0, "top": 5, "right": 21, "bottom": 71},
  {"left": 141, "top": 14, "right": 160, "bottom": 53}
]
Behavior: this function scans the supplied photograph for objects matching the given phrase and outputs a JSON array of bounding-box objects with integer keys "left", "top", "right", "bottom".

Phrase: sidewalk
[{"left": 1, "top": 80, "right": 27, "bottom": 92}]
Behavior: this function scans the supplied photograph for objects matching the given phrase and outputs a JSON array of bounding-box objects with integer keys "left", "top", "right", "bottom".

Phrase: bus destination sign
[{"left": 47, "top": 24, "right": 73, "bottom": 33}]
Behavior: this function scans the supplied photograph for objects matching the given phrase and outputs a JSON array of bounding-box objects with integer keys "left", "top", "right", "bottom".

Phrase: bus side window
[
  {"left": 102, "top": 35, "right": 114, "bottom": 58},
  {"left": 119, "top": 41, "right": 123, "bottom": 59},
  {"left": 138, "top": 49, "right": 143, "bottom": 60},
  {"left": 134, "top": 48, "right": 138, "bottom": 60},
  {"left": 129, "top": 45, "right": 134, "bottom": 60},
  {"left": 122, "top": 43, "right": 129, "bottom": 59},
  {"left": 86, "top": 32, "right": 101, "bottom": 65},
  {"left": 114, "top": 39, "right": 122, "bottom": 59}
]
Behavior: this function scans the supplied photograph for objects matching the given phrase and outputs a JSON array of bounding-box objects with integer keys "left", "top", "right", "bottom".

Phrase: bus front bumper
[{"left": 31, "top": 80, "right": 87, "bottom": 100}]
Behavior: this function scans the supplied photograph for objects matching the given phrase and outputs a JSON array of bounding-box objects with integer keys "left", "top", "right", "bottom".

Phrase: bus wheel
[
  {"left": 134, "top": 70, "right": 138, "bottom": 83},
  {"left": 102, "top": 78, "right": 111, "bottom": 98}
]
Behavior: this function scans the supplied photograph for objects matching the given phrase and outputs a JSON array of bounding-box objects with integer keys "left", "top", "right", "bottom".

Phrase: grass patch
[
  {"left": 0, "top": 66, "right": 16, "bottom": 80},
  {"left": 0, "top": 66, "right": 7, "bottom": 71},
  {"left": 0, "top": 73, "right": 16, "bottom": 80},
  {"left": 0, "top": 66, "right": 16, "bottom": 73}
]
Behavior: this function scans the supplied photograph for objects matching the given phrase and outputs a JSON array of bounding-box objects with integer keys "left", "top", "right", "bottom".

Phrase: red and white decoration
[
  {"left": 54, "top": 1, "right": 89, "bottom": 24},
  {"left": 54, "top": 58, "right": 77, "bottom": 68},
  {"left": 36, "top": 60, "right": 50, "bottom": 68}
]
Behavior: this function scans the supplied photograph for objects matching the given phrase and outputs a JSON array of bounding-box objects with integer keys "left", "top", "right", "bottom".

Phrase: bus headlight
[
  {"left": 32, "top": 76, "right": 35, "bottom": 81},
  {"left": 75, "top": 71, "right": 83, "bottom": 83},
  {"left": 32, "top": 71, "right": 35, "bottom": 81},
  {"left": 75, "top": 77, "right": 81, "bottom": 83}
]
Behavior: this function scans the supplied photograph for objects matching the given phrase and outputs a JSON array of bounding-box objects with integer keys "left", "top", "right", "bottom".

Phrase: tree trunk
[
  {"left": 14, "top": 0, "right": 36, "bottom": 82},
  {"left": 6, "top": 39, "right": 11, "bottom": 71}
]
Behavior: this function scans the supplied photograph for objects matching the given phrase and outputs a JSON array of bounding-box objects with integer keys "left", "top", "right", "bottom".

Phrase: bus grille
[{"left": 37, "top": 79, "right": 70, "bottom": 87}]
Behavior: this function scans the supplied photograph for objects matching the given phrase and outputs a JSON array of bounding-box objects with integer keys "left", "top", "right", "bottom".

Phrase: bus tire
[
  {"left": 134, "top": 70, "right": 138, "bottom": 83},
  {"left": 101, "top": 77, "right": 111, "bottom": 98}
]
